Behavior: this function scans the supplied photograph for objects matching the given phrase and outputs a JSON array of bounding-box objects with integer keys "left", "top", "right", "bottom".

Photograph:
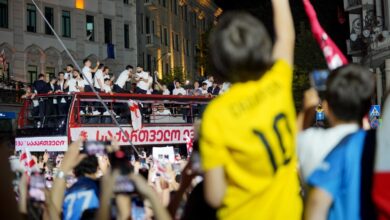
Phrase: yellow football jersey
[{"left": 200, "top": 60, "right": 302, "bottom": 220}]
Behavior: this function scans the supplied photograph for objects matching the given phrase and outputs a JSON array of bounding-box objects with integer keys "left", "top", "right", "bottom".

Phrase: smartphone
[
  {"left": 29, "top": 173, "right": 46, "bottom": 203},
  {"left": 114, "top": 175, "right": 135, "bottom": 194},
  {"left": 82, "top": 141, "right": 109, "bottom": 156},
  {"left": 190, "top": 151, "right": 201, "bottom": 173},
  {"left": 310, "top": 70, "right": 330, "bottom": 91}
]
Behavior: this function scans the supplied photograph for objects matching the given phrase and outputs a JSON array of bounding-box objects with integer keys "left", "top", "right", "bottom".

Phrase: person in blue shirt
[
  {"left": 302, "top": 65, "right": 376, "bottom": 220},
  {"left": 62, "top": 155, "right": 100, "bottom": 220}
]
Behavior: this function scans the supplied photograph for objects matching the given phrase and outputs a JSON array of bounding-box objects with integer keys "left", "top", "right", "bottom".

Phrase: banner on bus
[
  {"left": 15, "top": 136, "right": 68, "bottom": 152},
  {"left": 70, "top": 126, "right": 195, "bottom": 146}
]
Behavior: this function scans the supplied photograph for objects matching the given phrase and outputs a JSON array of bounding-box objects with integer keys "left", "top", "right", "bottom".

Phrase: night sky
[{"left": 214, "top": 0, "right": 349, "bottom": 55}]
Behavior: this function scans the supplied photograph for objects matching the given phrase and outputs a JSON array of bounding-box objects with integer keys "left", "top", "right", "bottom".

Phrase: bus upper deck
[{"left": 16, "top": 92, "right": 211, "bottom": 152}]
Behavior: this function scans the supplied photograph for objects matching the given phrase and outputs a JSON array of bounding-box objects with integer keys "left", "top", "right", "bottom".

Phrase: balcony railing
[
  {"left": 145, "top": 34, "right": 160, "bottom": 48},
  {"left": 144, "top": 0, "right": 158, "bottom": 10}
]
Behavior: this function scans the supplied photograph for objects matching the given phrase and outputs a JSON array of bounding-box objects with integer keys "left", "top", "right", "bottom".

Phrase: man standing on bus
[
  {"left": 66, "top": 70, "right": 85, "bottom": 93},
  {"left": 82, "top": 58, "right": 100, "bottom": 92},
  {"left": 113, "top": 65, "right": 133, "bottom": 93},
  {"left": 135, "top": 66, "right": 150, "bottom": 94}
]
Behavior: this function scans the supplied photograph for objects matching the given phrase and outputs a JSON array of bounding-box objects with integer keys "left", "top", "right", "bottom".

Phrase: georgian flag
[
  {"left": 19, "top": 148, "right": 36, "bottom": 173},
  {"left": 374, "top": 98, "right": 390, "bottom": 219},
  {"left": 185, "top": 135, "right": 193, "bottom": 156},
  {"left": 303, "top": 0, "right": 348, "bottom": 70},
  {"left": 128, "top": 100, "right": 143, "bottom": 131}
]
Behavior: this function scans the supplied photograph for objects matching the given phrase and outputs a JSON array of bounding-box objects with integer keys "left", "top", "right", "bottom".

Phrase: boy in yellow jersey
[{"left": 199, "top": 0, "right": 302, "bottom": 219}]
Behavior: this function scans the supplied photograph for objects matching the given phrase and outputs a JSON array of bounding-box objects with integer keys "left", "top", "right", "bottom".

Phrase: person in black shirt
[
  {"left": 32, "top": 74, "right": 49, "bottom": 127},
  {"left": 207, "top": 82, "right": 220, "bottom": 96}
]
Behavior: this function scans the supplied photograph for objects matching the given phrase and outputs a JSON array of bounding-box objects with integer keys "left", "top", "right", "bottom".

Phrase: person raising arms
[{"left": 199, "top": 0, "right": 301, "bottom": 219}]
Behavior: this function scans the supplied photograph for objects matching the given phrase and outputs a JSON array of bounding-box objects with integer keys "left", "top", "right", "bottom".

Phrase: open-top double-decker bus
[{"left": 16, "top": 93, "right": 211, "bottom": 153}]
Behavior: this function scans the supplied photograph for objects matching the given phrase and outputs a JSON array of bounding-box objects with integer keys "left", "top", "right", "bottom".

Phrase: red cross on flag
[
  {"left": 19, "top": 148, "right": 36, "bottom": 174},
  {"left": 184, "top": 135, "right": 193, "bottom": 156},
  {"left": 128, "top": 100, "right": 143, "bottom": 130}
]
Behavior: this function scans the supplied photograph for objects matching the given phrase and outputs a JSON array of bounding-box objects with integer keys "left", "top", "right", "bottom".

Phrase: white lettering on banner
[
  {"left": 15, "top": 136, "right": 68, "bottom": 152},
  {"left": 70, "top": 127, "right": 195, "bottom": 145}
]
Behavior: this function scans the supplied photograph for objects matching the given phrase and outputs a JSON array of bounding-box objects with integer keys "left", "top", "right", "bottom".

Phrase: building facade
[
  {"left": 136, "top": 0, "right": 220, "bottom": 81},
  {"left": 0, "top": 0, "right": 138, "bottom": 84},
  {"left": 344, "top": 0, "right": 390, "bottom": 104}
]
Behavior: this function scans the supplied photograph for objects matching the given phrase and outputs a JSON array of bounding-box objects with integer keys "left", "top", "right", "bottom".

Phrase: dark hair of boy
[
  {"left": 325, "top": 64, "right": 375, "bottom": 123},
  {"left": 74, "top": 155, "right": 98, "bottom": 178},
  {"left": 83, "top": 58, "right": 90, "bottom": 64},
  {"left": 209, "top": 12, "right": 273, "bottom": 83},
  {"left": 58, "top": 72, "right": 64, "bottom": 76},
  {"left": 104, "top": 78, "right": 110, "bottom": 83},
  {"left": 98, "top": 63, "right": 104, "bottom": 69},
  {"left": 126, "top": 65, "right": 134, "bottom": 70},
  {"left": 38, "top": 73, "right": 45, "bottom": 79}
]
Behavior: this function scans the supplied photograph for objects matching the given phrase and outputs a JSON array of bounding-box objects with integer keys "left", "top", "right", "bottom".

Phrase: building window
[
  {"left": 45, "top": 67, "right": 55, "bottom": 81},
  {"left": 186, "top": 39, "right": 189, "bottom": 56},
  {"left": 184, "top": 5, "right": 187, "bottom": 22},
  {"left": 27, "top": 4, "right": 37, "bottom": 33},
  {"left": 104, "top": 18, "right": 112, "bottom": 44},
  {"left": 172, "top": 32, "right": 175, "bottom": 49},
  {"left": 86, "top": 15, "right": 94, "bottom": 41},
  {"left": 174, "top": 0, "right": 177, "bottom": 15},
  {"left": 162, "top": 0, "right": 166, "bottom": 7},
  {"left": 62, "top": 11, "right": 71, "bottom": 37},
  {"left": 145, "top": 16, "right": 150, "bottom": 34},
  {"left": 160, "top": 25, "right": 163, "bottom": 44},
  {"left": 44, "top": 7, "right": 54, "bottom": 35},
  {"left": 152, "top": 20, "right": 155, "bottom": 34},
  {"left": 192, "top": 12, "right": 197, "bottom": 26},
  {"left": 175, "top": 34, "right": 179, "bottom": 51},
  {"left": 124, "top": 24, "right": 130, "bottom": 49},
  {"left": 0, "top": 0, "right": 8, "bottom": 28},
  {"left": 123, "top": 0, "right": 129, "bottom": 4},
  {"left": 164, "top": 27, "right": 168, "bottom": 46},
  {"left": 165, "top": 63, "right": 169, "bottom": 75},
  {"left": 146, "top": 54, "right": 152, "bottom": 72},
  {"left": 140, "top": 13, "right": 144, "bottom": 34},
  {"left": 27, "top": 65, "right": 37, "bottom": 84}
]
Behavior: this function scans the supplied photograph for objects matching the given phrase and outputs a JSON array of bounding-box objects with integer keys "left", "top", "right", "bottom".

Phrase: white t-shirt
[
  {"left": 297, "top": 124, "right": 359, "bottom": 180},
  {"left": 64, "top": 72, "right": 71, "bottom": 80},
  {"left": 203, "top": 80, "right": 212, "bottom": 89},
  {"left": 155, "top": 109, "right": 171, "bottom": 116},
  {"left": 136, "top": 71, "right": 149, "bottom": 91},
  {"left": 162, "top": 89, "right": 170, "bottom": 95},
  {"left": 173, "top": 87, "right": 187, "bottom": 95},
  {"left": 82, "top": 66, "right": 93, "bottom": 86},
  {"left": 200, "top": 88, "right": 208, "bottom": 95},
  {"left": 94, "top": 69, "right": 104, "bottom": 89},
  {"left": 103, "top": 84, "right": 112, "bottom": 93},
  {"left": 116, "top": 70, "right": 130, "bottom": 88},
  {"left": 68, "top": 78, "right": 85, "bottom": 92}
]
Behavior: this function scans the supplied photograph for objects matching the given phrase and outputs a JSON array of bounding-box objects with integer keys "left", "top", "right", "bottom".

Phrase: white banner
[
  {"left": 70, "top": 126, "right": 195, "bottom": 146},
  {"left": 153, "top": 146, "right": 175, "bottom": 163},
  {"left": 15, "top": 136, "right": 68, "bottom": 152}
]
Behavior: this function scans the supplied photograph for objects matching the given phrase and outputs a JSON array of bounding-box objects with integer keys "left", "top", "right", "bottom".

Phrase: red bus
[{"left": 16, "top": 93, "right": 210, "bottom": 153}]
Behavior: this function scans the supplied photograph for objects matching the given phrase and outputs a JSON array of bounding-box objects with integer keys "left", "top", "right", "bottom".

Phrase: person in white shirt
[
  {"left": 82, "top": 58, "right": 99, "bottom": 92},
  {"left": 103, "top": 78, "right": 113, "bottom": 94},
  {"left": 66, "top": 70, "right": 85, "bottom": 93},
  {"left": 135, "top": 66, "right": 149, "bottom": 94},
  {"left": 64, "top": 64, "right": 73, "bottom": 80},
  {"left": 155, "top": 103, "right": 171, "bottom": 115},
  {"left": 162, "top": 84, "right": 170, "bottom": 95},
  {"left": 93, "top": 64, "right": 105, "bottom": 92},
  {"left": 200, "top": 82, "right": 209, "bottom": 96},
  {"left": 297, "top": 65, "right": 374, "bottom": 181},
  {"left": 203, "top": 75, "right": 214, "bottom": 89},
  {"left": 172, "top": 81, "right": 187, "bottom": 95},
  {"left": 114, "top": 65, "right": 133, "bottom": 93},
  {"left": 219, "top": 82, "right": 231, "bottom": 95}
]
